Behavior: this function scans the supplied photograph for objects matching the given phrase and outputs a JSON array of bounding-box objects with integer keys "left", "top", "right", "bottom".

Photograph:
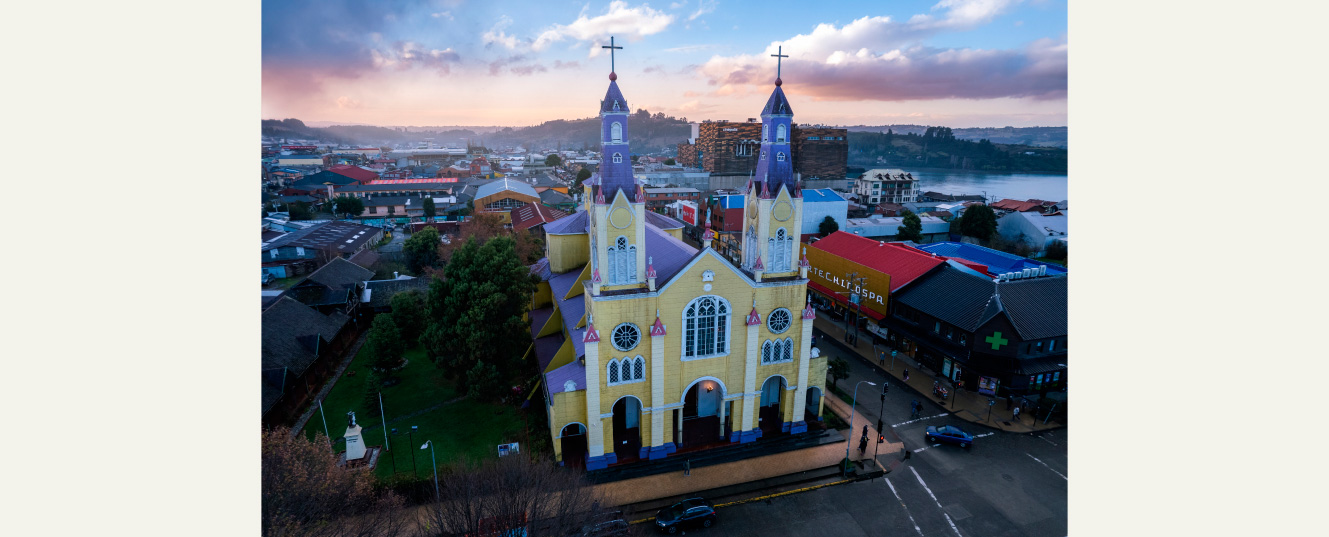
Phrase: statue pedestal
[{"left": 344, "top": 424, "right": 366, "bottom": 461}]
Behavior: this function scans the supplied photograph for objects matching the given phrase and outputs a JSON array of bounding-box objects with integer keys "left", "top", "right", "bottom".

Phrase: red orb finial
[
  {"left": 775, "top": 77, "right": 782, "bottom": 87},
  {"left": 609, "top": 71, "right": 617, "bottom": 81}
]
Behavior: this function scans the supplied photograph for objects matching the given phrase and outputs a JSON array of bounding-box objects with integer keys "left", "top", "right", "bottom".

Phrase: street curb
[{"left": 627, "top": 476, "right": 857, "bottom": 525}]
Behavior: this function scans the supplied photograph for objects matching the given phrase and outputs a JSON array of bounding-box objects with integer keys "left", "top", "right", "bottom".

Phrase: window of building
[
  {"left": 767, "top": 228, "right": 792, "bottom": 272},
  {"left": 613, "top": 153, "right": 623, "bottom": 163},
  {"left": 934, "top": 322, "right": 940, "bottom": 333},
  {"left": 808, "top": 136, "right": 820, "bottom": 140},
  {"left": 1035, "top": 341, "right": 1043, "bottom": 353},
  {"left": 959, "top": 333, "right": 967, "bottom": 346},
  {"left": 768, "top": 308, "right": 791, "bottom": 333},
  {"left": 1049, "top": 339, "right": 1056, "bottom": 352},
  {"left": 776, "top": 152, "right": 786, "bottom": 162},
  {"left": 776, "top": 124, "right": 786, "bottom": 143},
  {"left": 945, "top": 326, "right": 953, "bottom": 340},
  {"left": 611, "top": 323, "right": 640, "bottom": 351},
  {"left": 611, "top": 122, "right": 622, "bottom": 143},
  {"left": 684, "top": 296, "right": 730, "bottom": 358},
  {"left": 608, "top": 236, "right": 637, "bottom": 285},
  {"left": 763, "top": 124, "right": 768, "bottom": 141},
  {"left": 605, "top": 356, "right": 646, "bottom": 385}
]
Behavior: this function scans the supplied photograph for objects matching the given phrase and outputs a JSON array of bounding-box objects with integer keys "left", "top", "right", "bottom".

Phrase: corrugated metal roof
[
  {"left": 893, "top": 265, "right": 996, "bottom": 332},
  {"left": 645, "top": 211, "right": 684, "bottom": 230},
  {"left": 474, "top": 178, "right": 539, "bottom": 200},
  {"left": 644, "top": 224, "right": 698, "bottom": 285},
  {"left": 914, "top": 242, "right": 1067, "bottom": 276},
  {"left": 803, "top": 189, "right": 846, "bottom": 203},
  {"left": 810, "top": 232, "right": 944, "bottom": 292},
  {"left": 546, "top": 359, "right": 587, "bottom": 394},
  {"left": 996, "top": 276, "right": 1068, "bottom": 340}
]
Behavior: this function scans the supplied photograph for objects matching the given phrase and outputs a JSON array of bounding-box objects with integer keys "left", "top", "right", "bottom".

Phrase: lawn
[{"left": 301, "top": 343, "right": 529, "bottom": 481}]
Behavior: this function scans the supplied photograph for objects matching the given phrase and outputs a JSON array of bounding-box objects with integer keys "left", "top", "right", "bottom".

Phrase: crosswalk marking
[
  {"left": 909, "top": 466, "right": 965, "bottom": 537},
  {"left": 1026, "top": 453, "right": 1068, "bottom": 481},
  {"left": 892, "top": 413, "right": 950, "bottom": 428},
  {"left": 885, "top": 478, "right": 926, "bottom": 537}
]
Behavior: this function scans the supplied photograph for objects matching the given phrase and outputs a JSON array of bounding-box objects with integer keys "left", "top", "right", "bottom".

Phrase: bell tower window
[
  {"left": 776, "top": 124, "right": 786, "bottom": 143},
  {"left": 776, "top": 152, "right": 786, "bottom": 162},
  {"left": 611, "top": 122, "right": 622, "bottom": 143},
  {"left": 613, "top": 153, "right": 623, "bottom": 164}
]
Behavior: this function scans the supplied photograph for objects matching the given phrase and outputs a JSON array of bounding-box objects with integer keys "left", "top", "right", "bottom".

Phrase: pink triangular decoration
[{"left": 746, "top": 307, "right": 761, "bottom": 326}]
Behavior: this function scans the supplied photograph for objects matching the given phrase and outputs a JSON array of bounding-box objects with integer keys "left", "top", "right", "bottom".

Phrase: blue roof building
[{"left": 913, "top": 241, "right": 1067, "bottom": 277}]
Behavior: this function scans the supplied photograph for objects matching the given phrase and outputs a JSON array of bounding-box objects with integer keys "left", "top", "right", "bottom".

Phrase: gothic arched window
[
  {"left": 776, "top": 124, "right": 786, "bottom": 143},
  {"left": 768, "top": 228, "right": 792, "bottom": 272},
  {"left": 608, "top": 236, "right": 637, "bottom": 284},
  {"left": 763, "top": 124, "right": 769, "bottom": 141},
  {"left": 782, "top": 337, "right": 793, "bottom": 362},
  {"left": 633, "top": 356, "right": 644, "bottom": 380},
  {"left": 762, "top": 341, "right": 773, "bottom": 363},
  {"left": 684, "top": 296, "right": 730, "bottom": 358},
  {"left": 607, "top": 359, "right": 620, "bottom": 384},
  {"left": 611, "top": 122, "right": 622, "bottom": 143}
]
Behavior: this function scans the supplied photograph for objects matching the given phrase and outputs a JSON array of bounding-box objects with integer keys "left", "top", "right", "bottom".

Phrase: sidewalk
[{"left": 814, "top": 316, "right": 1063, "bottom": 433}]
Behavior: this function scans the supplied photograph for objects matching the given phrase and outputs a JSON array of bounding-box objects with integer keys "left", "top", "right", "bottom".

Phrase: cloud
[
  {"left": 553, "top": 60, "right": 582, "bottom": 70},
  {"left": 663, "top": 44, "right": 714, "bottom": 53},
  {"left": 377, "top": 41, "right": 462, "bottom": 74},
  {"left": 688, "top": 0, "right": 716, "bottom": 21},
  {"left": 336, "top": 96, "right": 362, "bottom": 109},
  {"left": 909, "top": 0, "right": 1021, "bottom": 30},
  {"left": 531, "top": 1, "right": 675, "bottom": 53},
  {"left": 641, "top": 64, "right": 668, "bottom": 74},
  {"left": 670, "top": 1, "right": 687, "bottom": 8},
  {"left": 488, "top": 55, "right": 549, "bottom": 76},
  {"left": 483, "top": 16, "right": 521, "bottom": 50},
  {"left": 510, "top": 64, "right": 549, "bottom": 76},
  {"left": 431, "top": 11, "right": 453, "bottom": 20}
]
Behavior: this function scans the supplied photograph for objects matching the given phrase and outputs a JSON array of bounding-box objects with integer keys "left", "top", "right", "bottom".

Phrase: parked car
[
  {"left": 655, "top": 497, "right": 716, "bottom": 534},
  {"left": 924, "top": 425, "right": 974, "bottom": 448},
  {"left": 581, "top": 518, "right": 629, "bottom": 537}
]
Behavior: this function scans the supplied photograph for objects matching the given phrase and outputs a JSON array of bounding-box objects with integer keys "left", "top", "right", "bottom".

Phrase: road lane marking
[
  {"left": 974, "top": 432, "right": 995, "bottom": 438},
  {"left": 909, "top": 466, "right": 964, "bottom": 537},
  {"left": 893, "top": 413, "right": 950, "bottom": 427},
  {"left": 1038, "top": 435, "right": 1057, "bottom": 446},
  {"left": 885, "top": 478, "right": 926, "bottom": 537},
  {"left": 1026, "top": 453, "right": 1068, "bottom": 481}
]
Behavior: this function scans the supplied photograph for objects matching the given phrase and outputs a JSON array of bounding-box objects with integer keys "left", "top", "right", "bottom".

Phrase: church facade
[{"left": 529, "top": 66, "right": 826, "bottom": 470}]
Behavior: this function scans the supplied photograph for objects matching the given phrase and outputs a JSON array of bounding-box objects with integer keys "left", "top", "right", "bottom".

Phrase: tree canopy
[
  {"left": 388, "top": 290, "right": 426, "bottom": 345},
  {"left": 364, "top": 313, "right": 405, "bottom": 372},
  {"left": 403, "top": 226, "right": 442, "bottom": 273},
  {"left": 956, "top": 204, "right": 998, "bottom": 242},
  {"left": 828, "top": 356, "right": 850, "bottom": 390},
  {"left": 329, "top": 195, "right": 364, "bottom": 218},
  {"left": 262, "top": 430, "right": 408, "bottom": 537},
  {"left": 422, "top": 236, "right": 536, "bottom": 392},
  {"left": 897, "top": 210, "right": 924, "bottom": 242},
  {"left": 819, "top": 215, "right": 840, "bottom": 236},
  {"left": 545, "top": 154, "right": 562, "bottom": 167},
  {"left": 664, "top": 157, "right": 676, "bottom": 166},
  {"left": 423, "top": 197, "right": 436, "bottom": 221}
]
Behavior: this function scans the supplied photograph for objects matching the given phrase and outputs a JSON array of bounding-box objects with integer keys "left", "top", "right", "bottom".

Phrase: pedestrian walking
[
  {"left": 903, "top": 368, "right": 909, "bottom": 381},
  {"left": 684, "top": 459, "right": 691, "bottom": 476},
  {"left": 858, "top": 435, "right": 868, "bottom": 455},
  {"left": 1012, "top": 406, "right": 1020, "bottom": 421}
]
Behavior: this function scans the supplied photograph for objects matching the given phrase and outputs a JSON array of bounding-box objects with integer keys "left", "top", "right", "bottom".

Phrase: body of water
[{"left": 906, "top": 169, "right": 1068, "bottom": 203}]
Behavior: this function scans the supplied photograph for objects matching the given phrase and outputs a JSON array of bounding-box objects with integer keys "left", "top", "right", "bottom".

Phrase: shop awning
[
  {"left": 1017, "top": 356, "right": 1067, "bottom": 376},
  {"left": 808, "top": 281, "right": 886, "bottom": 321}
]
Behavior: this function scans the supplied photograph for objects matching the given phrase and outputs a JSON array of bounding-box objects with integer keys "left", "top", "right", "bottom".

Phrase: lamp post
[
  {"left": 421, "top": 440, "right": 439, "bottom": 503},
  {"left": 388, "top": 429, "right": 398, "bottom": 475},
  {"left": 843, "top": 380, "right": 877, "bottom": 475},
  {"left": 408, "top": 425, "right": 419, "bottom": 478},
  {"left": 874, "top": 383, "right": 889, "bottom": 464}
]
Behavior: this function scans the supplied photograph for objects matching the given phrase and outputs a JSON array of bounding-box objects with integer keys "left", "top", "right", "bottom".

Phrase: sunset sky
[{"left": 262, "top": 0, "right": 1067, "bottom": 128}]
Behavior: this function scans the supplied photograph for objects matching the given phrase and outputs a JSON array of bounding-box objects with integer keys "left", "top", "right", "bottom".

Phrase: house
[
  {"left": 912, "top": 241, "right": 1067, "bottom": 277},
  {"left": 286, "top": 257, "right": 374, "bottom": 318},
  {"left": 262, "top": 296, "right": 356, "bottom": 427},
  {"left": 854, "top": 169, "right": 919, "bottom": 204},
  {"left": 510, "top": 202, "right": 571, "bottom": 234},
  {"left": 843, "top": 215, "right": 950, "bottom": 243},
  {"left": 262, "top": 221, "right": 384, "bottom": 279},
  {"left": 473, "top": 178, "right": 542, "bottom": 223},
  {"left": 989, "top": 198, "right": 1061, "bottom": 214},
  {"left": 873, "top": 202, "right": 905, "bottom": 217},
  {"left": 643, "top": 187, "right": 700, "bottom": 212},
  {"left": 800, "top": 189, "right": 848, "bottom": 239},
  {"left": 885, "top": 264, "right": 1067, "bottom": 398},
  {"left": 539, "top": 189, "right": 578, "bottom": 212},
  {"left": 276, "top": 154, "right": 324, "bottom": 166},
  {"left": 996, "top": 211, "right": 1068, "bottom": 256}
]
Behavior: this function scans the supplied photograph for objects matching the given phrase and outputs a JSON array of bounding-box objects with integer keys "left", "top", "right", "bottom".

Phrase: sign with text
[
  {"left": 677, "top": 201, "right": 698, "bottom": 227},
  {"left": 803, "top": 243, "right": 892, "bottom": 320}
]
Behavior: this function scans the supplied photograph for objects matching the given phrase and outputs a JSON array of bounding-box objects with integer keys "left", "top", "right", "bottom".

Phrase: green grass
[
  {"left": 301, "top": 344, "right": 527, "bottom": 481},
  {"left": 1033, "top": 257, "right": 1067, "bottom": 267}
]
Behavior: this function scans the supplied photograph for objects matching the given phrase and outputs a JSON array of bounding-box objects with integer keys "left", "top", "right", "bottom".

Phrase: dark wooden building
[
  {"left": 262, "top": 296, "right": 358, "bottom": 428},
  {"left": 676, "top": 121, "right": 847, "bottom": 180}
]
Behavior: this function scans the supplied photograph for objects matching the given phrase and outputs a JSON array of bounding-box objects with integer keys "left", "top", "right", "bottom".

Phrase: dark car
[
  {"left": 655, "top": 497, "right": 716, "bottom": 534},
  {"left": 925, "top": 425, "right": 974, "bottom": 448}
]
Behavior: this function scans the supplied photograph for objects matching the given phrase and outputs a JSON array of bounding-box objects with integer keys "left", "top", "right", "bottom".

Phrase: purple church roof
[
  {"left": 761, "top": 85, "right": 794, "bottom": 116},
  {"left": 601, "top": 79, "right": 629, "bottom": 113},
  {"left": 645, "top": 211, "right": 685, "bottom": 230},
  {"left": 544, "top": 210, "right": 589, "bottom": 235},
  {"left": 644, "top": 224, "right": 698, "bottom": 285},
  {"left": 546, "top": 359, "right": 587, "bottom": 394}
]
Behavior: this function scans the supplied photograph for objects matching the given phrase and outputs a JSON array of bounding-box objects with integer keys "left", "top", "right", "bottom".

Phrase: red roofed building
[
  {"left": 326, "top": 164, "right": 380, "bottom": 184},
  {"left": 803, "top": 231, "right": 952, "bottom": 329},
  {"left": 990, "top": 198, "right": 1051, "bottom": 213},
  {"left": 509, "top": 202, "right": 570, "bottom": 234}
]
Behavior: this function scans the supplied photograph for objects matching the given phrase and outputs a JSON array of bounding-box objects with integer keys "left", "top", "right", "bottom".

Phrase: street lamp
[
  {"left": 388, "top": 428, "right": 398, "bottom": 475},
  {"left": 843, "top": 380, "right": 877, "bottom": 475},
  {"left": 409, "top": 425, "right": 419, "bottom": 478},
  {"left": 421, "top": 440, "right": 439, "bottom": 502}
]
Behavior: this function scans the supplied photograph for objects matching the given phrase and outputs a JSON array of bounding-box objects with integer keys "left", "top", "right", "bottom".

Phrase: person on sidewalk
[
  {"left": 903, "top": 368, "right": 910, "bottom": 381},
  {"left": 684, "top": 459, "right": 691, "bottom": 476},
  {"left": 1013, "top": 406, "right": 1020, "bottom": 422}
]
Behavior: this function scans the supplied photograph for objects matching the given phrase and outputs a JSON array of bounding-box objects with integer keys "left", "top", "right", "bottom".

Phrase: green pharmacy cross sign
[{"left": 985, "top": 331, "right": 1009, "bottom": 350}]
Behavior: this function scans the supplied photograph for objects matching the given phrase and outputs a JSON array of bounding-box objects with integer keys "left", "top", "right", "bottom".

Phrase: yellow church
[{"left": 527, "top": 63, "right": 826, "bottom": 470}]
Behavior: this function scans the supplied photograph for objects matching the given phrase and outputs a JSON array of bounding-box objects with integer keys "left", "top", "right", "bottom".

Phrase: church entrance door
[
  {"left": 681, "top": 380, "right": 724, "bottom": 448},
  {"left": 759, "top": 376, "right": 786, "bottom": 438},
  {"left": 559, "top": 423, "right": 587, "bottom": 469},
  {"left": 611, "top": 397, "right": 642, "bottom": 464}
]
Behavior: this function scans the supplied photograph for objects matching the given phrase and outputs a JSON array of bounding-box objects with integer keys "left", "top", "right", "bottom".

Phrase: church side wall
[{"left": 547, "top": 234, "right": 589, "bottom": 274}]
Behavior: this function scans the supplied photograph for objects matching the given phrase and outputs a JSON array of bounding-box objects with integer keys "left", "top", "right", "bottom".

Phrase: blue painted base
[
  {"left": 781, "top": 421, "right": 791, "bottom": 433},
  {"left": 737, "top": 428, "right": 762, "bottom": 443},
  {"left": 728, "top": 430, "right": 740, "bottom": 443},
  {"left": 586, "top": 455, "right": 610, "bottom": 471},
  {"left": 790, "top": 420, "right": 808, "bottom": 434},
  {"left": 647, "top": 442, "right": 677, "bottom": 460}
]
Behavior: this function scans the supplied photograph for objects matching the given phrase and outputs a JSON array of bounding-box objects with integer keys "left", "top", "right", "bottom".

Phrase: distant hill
[
  {"left": 261, "top": 118, "right": 479, "bottom": 147},
  {"left": 848, "top": 127, "right": 1066, "bottom": 173},
  {"left": 846, "top": 125, "right": 1066, "bottom": 149}
]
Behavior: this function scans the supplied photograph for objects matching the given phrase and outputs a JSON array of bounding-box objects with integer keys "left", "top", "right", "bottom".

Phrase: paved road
[{"left": 631, "top": 329, "right": 1069, "bottom": 536}]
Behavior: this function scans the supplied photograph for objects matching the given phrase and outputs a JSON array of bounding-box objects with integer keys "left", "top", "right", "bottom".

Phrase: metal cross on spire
[
  {"left": 771, "top": 46, "right": 789, "bottom": 79},
  {"left": 602, "top": 36, "right": 623, "bottom": 74}
]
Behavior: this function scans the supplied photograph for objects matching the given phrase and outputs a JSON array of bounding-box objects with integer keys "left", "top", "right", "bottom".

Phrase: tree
[
  {"left": 664, "top": 158, "right": 676, "bottom": 166},
  {"left": 573, "top": 167, "right": 592, "bottom": 196},
  {"left": 423, "top": 196, "right": 436, "bottom": 222},
  {"left": 465, "top": 361, "right": 504, "bottom": 403},
  {"left": 1045, "top": 239, "right": 1068, "bottom": 261},
  {"left": 288, "top": 201, "right": 313, "bottom": 221},
  {"left": 262, "top": 430, "right": 410, "bottom": 537},
  {"left": 819, "top": 215, "right": 840, "bottom": 236},
  {"left": 330, "top": 195, "right": 364, "bottom": 219},
  {"left": 897, "top": 209, "right": 924, "bottom": 242},
  {"left": 828, "top": 356, "right": 850, "bottom": 390},
  {"left": 388, "top": 290, "right": 426, "bottom": 345},
  {"left": 361, "top": 370, "right": 384, "bottom": 417},
  {"left": 956, "top": 204, "right": 998, "bottom": 242},
  {"left": 438, "top": 213, "right": 543, "bottom": 267},
  {"left": 422, "top": 236, "right": 536, "bottom": 390},
  {"left": 425, "top": 455, "right": 615, "bottom": 537},
  {"left": 364, "top": 314, "right": 405, "bottom": 372},
  {"left": 403, "top": 226, "right": 442, "bottom": 273},
  {"left": 545, "top": 154, "right": 562, "bottom": 167}
]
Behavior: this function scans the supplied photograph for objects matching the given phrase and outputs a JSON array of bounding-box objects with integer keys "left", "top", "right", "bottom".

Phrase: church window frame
[
  {"left": 776, "top": 152, "right": 786, "bottom": 162},
  {"left": 611, "top": 122, "right": 623, "bottom": 143},
  {"left": 763, "top": 124, "right": 769, "bottom": 141},
  {"left": 613, "top": 153, "right": 623, "bottom": 164},
  {"left": 607, "top": 236, "right": 637, "bottom": 284},
  {"left": 611, "top": 322, "right": 641, "bottom": 352},
  {"left": 683, "top": 295, "right": 731, "bottom": 360},
  {"left": 768, "top": 227, "right": 792, "bottom": 272},
  {"left": 767, "top": 308, "right": 792, "bottom": 334},
  {"left": 607, "top": 359, "right": 620, "bottom": 384},
  {"left": 776, "top": 124, "right": 787, "bottom": 143},
  {"left": 606, "top": 356, "right": 645, "bottom": 386}
]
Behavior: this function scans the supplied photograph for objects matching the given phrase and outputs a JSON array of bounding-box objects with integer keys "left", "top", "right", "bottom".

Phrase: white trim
[
  {"left": 556, "top": 422, "right": 588, "bottom": 439},
  {"left": 599, "top": 412, "right": 614, "bottom": 419},
  {"left": 680, "top": 376, "right": 728, "bottom": 403},
  {"left": 611, "top": 394, "right": 645, "bottom": 413}
]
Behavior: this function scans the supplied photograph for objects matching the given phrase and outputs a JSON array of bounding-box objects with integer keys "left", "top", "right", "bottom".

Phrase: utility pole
[
  {"left": 874, "top": 383, "right": 889, "bottom": 468},
  {"left": 845, "top": 272, "right": 868, "bottom": 347}
]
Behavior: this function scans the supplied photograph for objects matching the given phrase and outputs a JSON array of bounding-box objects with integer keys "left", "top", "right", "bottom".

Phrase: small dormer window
[
  {"left": 613, "top": 153, "right": 623, "bottom": 163},
  {"left": 613, "top": 100, "right": 620, "bottom": 111}
]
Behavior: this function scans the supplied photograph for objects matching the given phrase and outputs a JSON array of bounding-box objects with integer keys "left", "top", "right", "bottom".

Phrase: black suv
[{"left": 655, "top": 497, "right": 716, "bottom": 534}]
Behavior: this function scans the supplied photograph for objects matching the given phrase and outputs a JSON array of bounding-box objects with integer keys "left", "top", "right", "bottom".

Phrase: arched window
[
  {"left": 633, "top": 356, "right": 644, "bottom": 380},
  {"left": 763, "top": 124, "right": 769, "bottom": 141},
  {"left": 776, "top": 124, "right": 786, "bottom": 143},
  {"left": 621, "top": 360, "right": 632, "bottom": 383},
  {"left": 782, "top": 338, "right": 793, "bottom": 362},
  {"left": 607, "top": 359, "right": 619, "bottom": 383},
  {"left": 611, "top": 122, "right": 622, "bottom": 143},
  {"left": 613, "top": 153, "right": 623, "bottom": 164},
  {"left": 762, "top": 341, "right": 773, "bottom": 363},
  {"left": 684, "top": 296, "right": 730, "bottom": 358},
  {"left": 768, "top": 228, "right": 791, "bottom": 272},
  {"left": 613, "top": 100, "right": 620, "bottom": 111},
  {"left": 608, "top": 236, "right": 636, "bottom": 285},
  {"left": 776, "top": 152, "right": 786, "bottom": 162}
]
